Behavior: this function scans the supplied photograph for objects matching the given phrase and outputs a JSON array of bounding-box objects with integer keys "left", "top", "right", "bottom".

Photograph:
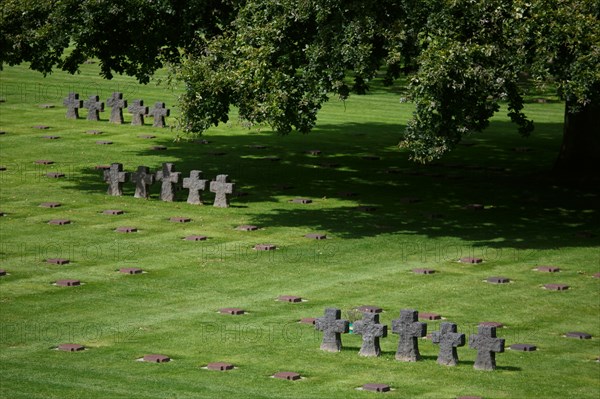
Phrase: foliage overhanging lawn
[{"left": 0, "top": 63, "right": 598, "bottom": 399}]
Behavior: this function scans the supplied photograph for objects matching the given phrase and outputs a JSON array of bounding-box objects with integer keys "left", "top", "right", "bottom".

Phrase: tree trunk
[{"left": 553, "top": 101, "right": 600, "bottom": 177}]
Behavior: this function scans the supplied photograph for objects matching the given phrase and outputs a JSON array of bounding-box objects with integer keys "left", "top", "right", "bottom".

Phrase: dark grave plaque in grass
[
  {"left": 58, "top": 344, "right": 85, "bottom": 352},
  {"left": 209, "top": 151, "right": 227, "bottom": 156},
  {"left": 33, "top": 125, "right": 50, "bottom": 129},
  {"left": 513, "top": 147, "right": 533, "bottom": 152},
  {"left": 419, "top": 312, "right": 441, "bottom": 320},
  {"left": 48, "top": 219, "right": 71, "bottom": 225},
  {"left": 0, "top": 212, "right": 5, "bottom": 217},
  {"left": 362, "top": 384, "right": 390, "bottom": 392},
  {"left": 465, "top": 204, "right": 485, "bottom": 210},
  {"left": 47, "top": 258, "right": 70, "bottom": 265},
  {"left": 391, "top": 309, "right": 427, "bottom": 362},
  {"left": 170, "top": 217, "right": 191, "bottom": 223},
  {"left": 300, "top": 318, "right": 316, "bottom": 325},
  {"left": 273, "top": 372, "right": 301, "bottom": 381},
  {"left": 143, "top": 354, "right": 170, "bottom": 363},
  {"left": 353, "top": 312, "right": 387, "bottom": 357},
  {"left": 184, "top": 235, "right": 207, "bottom": 241},
  {"left": 262, "top": 156, "right": 280, "bottom": 162},
  {"left": 575, "top": 230, "right": 595, "bottom": 238},
  {"left": 306, "top": 149, "right": 322, "bottom": 155},
  {"left": 278, "top": 295, "right": 302, "bottom": 303},
  {"left": 40, "top": 202, "right": 61, "bottom": 208},
  {"left": 320, "top": 162, "right": 341, "bottom": 168},
  {"left": 46, "top": 172, "right": 65, "bottom": 178},
  {"left": 289, "top": 198, "right": 312, "bottom": 204},
  {"left": 305, "top": 233, "right": 327, "bottom": 240},
  {"left": 510, "top": 344, "right": 537, "bottom": 352},
  {"left": 486, "top": 276, "right": 510, "bottom": 284},
  {"left": 479, "top": 322, "right": 504, "bottom": 328},
  {"left": 120, "top": 268, "right": 143, "bottom": 274},
  {"left": 355, "top": 206, "right": 377, "bottom": 212},
  {"left": 274, "top": 184, "right": 294, "bottom": 190},
  {"left": 56, "top": 279, "right": 80, "bottom": 286},
  {"left": 593, "top": 273, "right": 600, "bottom": 278},
  {"left": 337, "top": 191, "right": 358, "bottom": 197},
  {"left": 459, "top": 257, "right": 483, "bottom": 264},
  {"left": 248, "top": 144, "right": 268, "bottom": 149},
  {"left": 42, "top": 135, "right": 60, "bottom": 140},
  {"left": 535, "top": 266, "right": 561, "bottom": 272},
  {"left": 0, "top": 269, "right": 7, "bottom": 276},
  {"left": 361, "top": 155, "right": 381, "bottom": 161},
  {"left": 469, "top": 325, "right": 505, "bottom": 370},
  {"left": 96, "top": 140, "right": 113, "bottom": 145},
  {"left": 207, "top": 362, "right": 234, "bottom": 371},
  {"left": 357, "top": 305, "right": 382, "bottom": 314},
  {"left": 219, "top": 308, "right": 245, "bottom": 315},
  {"left": 195, "top": 139, "right": 210, "bottom": 144},
  {"left": 139, "top": 134, "right": 156, "bottom": 139},
  {"left": 35, "top": 160, "right": 54, "bottom": 165},
  {"left": 255, "top": 244, "right": 276, "bottom": 251},
  {"left": 565, "top": 332, "right": 592, "bottom": 339},
  {"left": 412, "top": 268, "right": 436, "bottom": 274},
  {"left": 0, "top": 166, "right": 6, "bottom": 171},
  {"left": 86, "top": 130, "right": 103, "bottom": 135},
  {"left": 236, "top": 225, "right": 258, "bottom": 231},
  {"left": 116, "top": 227, "right": 137, "bottom": 233},
  {"left": 0, "top": 130, "right": 5, "bottom": 134},
  {"left": 152, "top": 145, "right": 167, "bottom": 151},
  {"left": 103, "top": 210, "right": 124, "bottom": 215},
  {"left": 544, "top": 284, "right": 569, "bottom": 291}
]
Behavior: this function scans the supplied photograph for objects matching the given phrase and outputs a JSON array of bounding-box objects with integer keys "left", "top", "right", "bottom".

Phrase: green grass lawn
[{"left": 0, "top": 63, "right": 598, "bottom": 399}]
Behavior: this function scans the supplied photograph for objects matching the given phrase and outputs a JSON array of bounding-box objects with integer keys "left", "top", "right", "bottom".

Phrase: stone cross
[
  {"left": 352, "top": 312, "right": 387, "bottom": 357},
  {"left": 131, "top": 166, "right": 155, "bottom": 199},
  {"left": 315, "top": 308, "right": 349, "bottom": 352},
  {"left": 469, "top": 325, "right": 505, "bottom": 370},
  {"left": 431, "top": 322, "right": 465, "bottom": 366},
  {"left": 103, "top": 163, "right": 129, "bottom": 196},
  {"left": 107, "top": 92, "right": 127, "bottom": 124},
  {"left": 83, "top": 95, "right": 104, "bottom": 121},
  {"left": 182, "top": 170, "right": 208, "bottom": 205},
  {"left": 210, "top": 174, "right": 235, "bottom": 208},
  {"left": 63, "top": 93, "right": 83, "bottom": 119},
  {"left": 148, "top": 102, "right": 170, "bottom": 127},
  {"left": 391, "top": 309, "right": 427, "bottom": 362},
  {"left": 128, "top": 99, "right": 148, "bottom": 126},
  {"left": 155, "top": 163, "right": 180, "bottom": 202}
]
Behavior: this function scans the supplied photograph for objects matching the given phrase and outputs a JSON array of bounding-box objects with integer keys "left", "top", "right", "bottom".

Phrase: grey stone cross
[
  {"left": 103, "top": 163, "right": 129, "bottom": 196},
  {"left": 155, "top": 163, "right": 180, "bottom": 202},
  {"left": 469, "top": 325, "right": 505, "bottom": 370},
  {"left": 210, "top": 174, "right": 235, "bottom": 208},
  {"left": 131, "top": 166, "right": 155, "bottom": 199},
  {"left": 107, "top": 92, "right": 127, "bottom": 124},
  {"left": 83, "top": 95, "right": 104, "bottom": 121},
  {"left": 183, "top": 170, "right": 208, "bottom": 205},
  {"left": 63, "top": 93, "right": 83, "bottom": 119},
  {"left": 391, "top": 309, "right": 427, "bottom": 362},
  {"left": 315, "top": 308, "right": 349, "bottom": 352},
  {"left": 353, "top": 312, "right": 387, "bottom": 357},
  {"left": 148, "top": 102, "right": 170, "bottom": 127},
  {"left": 431, "top": 322, "right": 465, "bottom": 366},
  {"left": 128, "top": 99, "right": 148, "bottom": 126}
]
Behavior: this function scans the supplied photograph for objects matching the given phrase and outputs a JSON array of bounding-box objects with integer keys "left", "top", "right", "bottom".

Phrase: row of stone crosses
[
  {"left": 63, "top": 92, "right": 170, "bottom": 127},
  {"left": 103, "top": 163, "right": 234, "bottom": 208},
  {"left": 315, "top": 308, "right": 505, "bottom": 371}
]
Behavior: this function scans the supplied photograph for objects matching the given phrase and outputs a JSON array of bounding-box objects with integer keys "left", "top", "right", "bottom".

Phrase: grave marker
[
  {"left": 56, "top": 279, "right": 80, "bottom": 286},
  {"left": 210, "top": 174, "right": 235, "bottom": 208},
  {"left": 431, "top": 322, "right": 465, "bottom": 366},
  {"left": 143, "top": 354, "right": 170, "bottom": 363},
  {"left": 273, "top": 372, "right": 301, "bottom": 381},
  {"left": 128, "top": 99, "right": 148, "bottom": 125},
  {"left": 362, "top": 384, "right": 390, "bottom": 392},
  {"left": 58, "top": 344, "right": 85, "bottom": 352},
  {"left": 83, "top": 95, "right": 104, "bottom": 121},
  {"left": 315, "top": 308, "right": 349, "bottom": 352},
  {"left": 391, "top": 309, "right": 427, "bottom": 362},
  {"left": 183, "top": 170, "right": 208, "bottom": 205},
  {"left": 148, "top": 102, "right": 170, "bottom": 127},
  {"left": 107, "top": 92, "right": 127, "bottom": 124},
  {"left": 63, "top": 93, "right": 83, "bottom": 119},
  {"left": 207, "top": 363, "right": 234, "bottom": 371},
  {"left": 510, "top": 344, "right": 536, "bottom": 351},
  {"left": 131, "top": 166, "right": 155, "bottom": 199},
  {"left": 155, "top": 163, "right": 181, "bottom": 202},
  {"left": 565, "top": 332, "right": 592, "bottom": 339},
  {"left": 469, "top": 325, "right": 505, "bottom": 370},
  {"left": 103, "top": 163, "right": 129, "bottom": 196},
  {"left": 353, "top": 312, "right": 387, "bottom": 357}
]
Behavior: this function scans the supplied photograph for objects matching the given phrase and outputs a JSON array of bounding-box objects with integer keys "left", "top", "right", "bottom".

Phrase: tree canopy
[{"left": 2, "top": 0, "right": 598, "bottom": 172}]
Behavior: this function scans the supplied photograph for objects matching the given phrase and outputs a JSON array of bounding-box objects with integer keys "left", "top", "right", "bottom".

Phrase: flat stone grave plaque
[
  {"left": 58, "top": 344, "right": 85, "bottom": 351},
  {"left": 278, "top": 295, "right": 302, "bottom": 303},
  {"left": 479, "top": 322, "right": 504, "bottom": 328},
  {"left": 273, "top": 372, "right": 301, "bottom": 381},
  {"left": 0, "top": 269, "right": 6, "bottom": 276},
  {"left": 209, "top": 151, "right": 227, "bottom": 156},
  {"left": 460, "top": 257, "right": 483, "bottom": 263},
  {"left": 152, "top": 145, "right": 167, "bottom": 150},
  {"left": 120, "top": 268, "right": 143, "bottom": 274},
  {"left": 355, "top": 206, "right": 377, "bottom": 212},
  {"left": 565, "top": 332, "right": 592, "bottom": 339},
  {"left": 40, "top": 202, "right": 61, "bottom": 208},
  {"left": 362, "top": 384, "right": 390, "bottom": 392},
  {"left": 42, "top": 135, "right": 60, "bottom": 140},
  {"left": 46, "top": 172, "right": 65, "bottom": 178},
  {"left": 0, "top": 166, "right": 6, "bottom": 171},
  {"left": 143, "top": 354, "right": 170, "bottom": 363},
  {"left": 219, "top": 308, "right": 245, "bottom": 315},
  {"left": 413, "top": 268, "right": 436, "bottom": 274},
  {"left": 262, "top": 156, "right": 280, "bottom": 162},
  {"left": 510, "top": 344, "right": 537, "bottom": 351},
  {"left": 575, "top": 231, "right": 595, "bottom": 238},
  {"left": 47, "top": 258, "right": 70, "bottom": 265},
  {"left": 513, "top": 147, "right": 533, "bottom": 152},
  {"left": 33, "top": 125, "right": 50, "bottom": 129},
  {"left": 170, "top": 217, "right": 191, "bottom": 223},
  {"left": 465, "top": 204, "right": 485, "bottom": 210},
  {"left": 236, "top": 225, "right": 258, "bottom": 231},
  {"left": 195, "top": 139, "right": 210, "bottom": 144},
  {"left": 255, "top": 244, "right": 276, "bottom": 251},
  {"left": 289, "top": 198, "right": 312, "bottom": 204},
  {"left": 486, "top": 276, "right": 510, "bottom": 284},
  {"left": 419, "top": 313, "right": 441, "bottom": 320},
  {"left": 300, "top": 318, "right": 316, "bottom": 325},
  {"left": 320, "top": 162, "right": 341, "bottom": 168},
  {"left": 56, "top": 279, "right": 80, "bottom": 286},
  {"left": 535, "top": 266, "right": 560, "bottom": 272},
  {"left": 139, "top": 134, "right": 156, "bottom": 139},
  {"left": 103, "top": 210, "right": 124, "bottom": 215},
  {"left": 305, "top": 233, "right": 327, "bottom": 240},
  {"left": 115, "top": 227, "right": 137, "bottom": 233},
  {"left": 86, "top": 130, "right": 103, "bottom": 135},
  {"left": 306, "top": 150, "right": 321, "bottom": 155},
  {"left": 356, "top": 305, "right": 382, "bottom": 313},
  {"left": 544, "top": 284, "right": 569, "bottom": 290},
  {"left": 96, "top": 140, "right": 113, "bottom": 145},
  {"left": 207, "top": 363, "right": 234, "bottom": 371},
  {"left": 48, "top": 219, "right": 71, "bottom": 225},
  {"left": 248, "top": 144, "right": 267, "bottom": 149},
  {"left": 594, "top": 273, "right": 600, "bottom": 278},
  {"left": 337, "top": 191, "right": 358, "bottom": 197},
  {"left": 35, "top": 160, "right": 54, "bottom": 165},
  {"left": 184, "top": 235, "right": 207, "bottom": 241}
]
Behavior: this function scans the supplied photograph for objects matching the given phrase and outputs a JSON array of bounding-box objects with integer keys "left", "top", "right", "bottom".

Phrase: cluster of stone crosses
[
  {"left": 315, "top": 308, "right": 505, "bottom": 371},
  {"left": 103, "top": 162, "right": 234, "bottom": 208},
  {"left": 63, "top": 92, "right": 170, "bottom": 127}
]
